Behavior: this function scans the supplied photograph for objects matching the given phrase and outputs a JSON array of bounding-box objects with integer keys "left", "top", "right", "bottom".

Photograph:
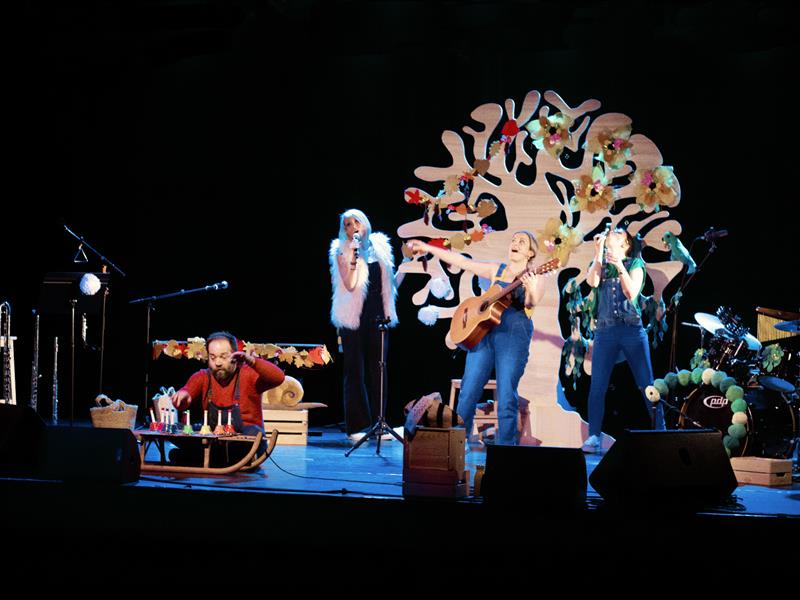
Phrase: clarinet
[
  {"left": 52, "top": 337, "right": 59, "bottom": 425},
  {"left": 31, "top": 311, "right": 40, "bottom": 412}
]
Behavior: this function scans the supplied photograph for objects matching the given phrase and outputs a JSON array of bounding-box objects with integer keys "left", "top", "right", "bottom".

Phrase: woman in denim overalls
[
  {"left": 581, "top": 227, "right": 664, "bottom": 453},
  {"left": 408, "top": 232, "right": 544, "bottom": 446}
]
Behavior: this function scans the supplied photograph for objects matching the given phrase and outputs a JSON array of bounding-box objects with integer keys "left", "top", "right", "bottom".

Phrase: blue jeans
[
  {"left": 456, "top": 308, "right": 533, "bottom": 445},
  {"left": 587, "top": 324, "right": 663, "bottom": 436}
]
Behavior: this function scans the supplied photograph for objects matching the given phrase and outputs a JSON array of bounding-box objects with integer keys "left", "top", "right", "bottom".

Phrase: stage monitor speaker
[
  {"left": 40, "top": 426, "right": 141, "bottom": 484},
  {"left": 589, "top": 429, "right": 737, "bottom": 508},
  {"left": 0, "top": 404, "right": 47, "bottom": 477},
  {"left": 481, "top": 444, "right": 587, "bottom": 511}
]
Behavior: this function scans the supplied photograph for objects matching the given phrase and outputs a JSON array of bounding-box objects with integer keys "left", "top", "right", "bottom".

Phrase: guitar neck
[
  {"left": 482, "top": 259, "right": 559, "bottom": 305},
  {"left": 482, "top": 268, "right": 533, "bottom": 305}
]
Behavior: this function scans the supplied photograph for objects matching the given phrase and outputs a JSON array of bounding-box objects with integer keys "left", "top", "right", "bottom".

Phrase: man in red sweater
[{"left": 170, "top": 331, "right": 285, "bottom": 463}]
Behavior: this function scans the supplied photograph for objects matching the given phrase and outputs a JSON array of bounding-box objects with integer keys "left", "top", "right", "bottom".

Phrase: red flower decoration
[
  {"left": 501, "top": 120, "right": 520, "bottom": 137},
  {"left": 405, "top": 189, "right": 424, "bottom": 205}
]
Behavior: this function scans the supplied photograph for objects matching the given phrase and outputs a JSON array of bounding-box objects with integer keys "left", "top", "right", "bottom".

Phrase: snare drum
[{"left": 679, "top": 385, "right": 797, "bottom": 458}]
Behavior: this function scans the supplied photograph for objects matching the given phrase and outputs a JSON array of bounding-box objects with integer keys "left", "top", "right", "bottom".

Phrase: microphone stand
[
  {"left": 62, "top": 225, "right": 126, "bottom": 408},
  {"left": 345, "top": 316, "right": 403, "bottom": 457},
  {"left": 665, "top": 231, "right": 723, "bottom": 372},
  {"left": 129, "top": 281, "right": 229, "bottom": 404}
]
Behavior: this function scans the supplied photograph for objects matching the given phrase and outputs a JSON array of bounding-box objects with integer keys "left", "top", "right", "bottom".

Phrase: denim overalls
[{"left": 587, "top": 259, "right": 664, "bottom": 436}]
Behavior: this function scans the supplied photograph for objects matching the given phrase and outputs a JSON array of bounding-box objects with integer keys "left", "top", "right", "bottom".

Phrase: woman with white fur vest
[{"left": 329, "top": 209, "right": 405, "bottom": 440}]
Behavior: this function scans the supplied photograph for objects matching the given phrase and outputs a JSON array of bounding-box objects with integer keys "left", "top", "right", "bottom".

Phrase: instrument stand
[
  {"left": 69, "top": 298, "right": 76, "bottom": 426},
  {"left": 345, "top": 317, "right": 403, "bottom": 457},
  {"left": 667, "top": 237, "right": 719, "bottom": 372}
]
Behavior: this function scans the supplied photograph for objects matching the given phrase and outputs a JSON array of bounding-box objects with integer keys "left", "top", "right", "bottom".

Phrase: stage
[{"left": 2, "top": 427, "right": 798, "bottom": 575}]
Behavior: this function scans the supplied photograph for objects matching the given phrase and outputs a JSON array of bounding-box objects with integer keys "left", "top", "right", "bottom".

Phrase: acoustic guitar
[{"left": 449, "top": 258, "right": 560, "bottom": 350}]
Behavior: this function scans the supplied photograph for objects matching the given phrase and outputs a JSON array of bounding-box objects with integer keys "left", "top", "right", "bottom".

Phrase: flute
[{"left": 52, "top": 337, "right": 59, "bottom": 425}]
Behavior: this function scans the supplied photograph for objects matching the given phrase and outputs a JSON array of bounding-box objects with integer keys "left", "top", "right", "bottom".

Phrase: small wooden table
[{"left": 133, "top": 428, "right": 279, "bottom": 475}]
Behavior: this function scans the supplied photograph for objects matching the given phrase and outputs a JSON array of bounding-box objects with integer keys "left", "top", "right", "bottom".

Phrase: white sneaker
[
  {"left": 348, "top": 432, "right": 367, "bottom": 442},
  {"left": 581, "top": 434, "right": 602, "bottom": 454}
]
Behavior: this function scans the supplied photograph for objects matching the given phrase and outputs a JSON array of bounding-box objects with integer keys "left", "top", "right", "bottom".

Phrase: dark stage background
[{"left": 6, "top": 1, "right": 798, "bottom": 433}]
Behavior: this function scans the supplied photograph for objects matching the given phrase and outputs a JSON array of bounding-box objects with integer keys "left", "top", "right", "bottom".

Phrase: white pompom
[
  {"left": 417, "top": 305, "right": 440, "bottom": 326},
  {"left": 79, "top": 273, "right": 102, "bottom": 296},
  {"left": 701, "top": 368, "right": 715, "bottom": 385},
  {"left": 732, "top": 412, "right": 748, "bottom": 425},
  {"left": 429, "top": 277, "right": 452, "bottom": 299},
  {"left": 645, "top": 385, "right": 660, "bottom": 403}
]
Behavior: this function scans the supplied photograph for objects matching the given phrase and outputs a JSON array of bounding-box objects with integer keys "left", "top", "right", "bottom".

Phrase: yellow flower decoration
[
  {"left": 630, "top": 166, "right": 679, "bottom": 212},
  {"left": 539, "top": 217, "right": 583, "bottom": 266},
  {"left": 525, "top": 112, "right": 574, "bottom": 159},
  {"left": 187, "top": 337, "right": 207, "bottom": 361},
  {"left": 587, "top": 125, "right": 633, "bottom": 169},
  {"left": 570, "top": 164, "right": 616, "bottom": 213},
  {"left": 164, "top": 339, "right": 184, "bottom": 358}
]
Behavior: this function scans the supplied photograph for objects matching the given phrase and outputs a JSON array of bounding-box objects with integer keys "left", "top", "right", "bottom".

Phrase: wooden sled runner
[{"left": 134, "top": 429, "right": 279, "bottom": 475}]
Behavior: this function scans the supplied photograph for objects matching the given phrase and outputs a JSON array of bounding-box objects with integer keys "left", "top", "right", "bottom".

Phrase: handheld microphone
[{"left": 351, "top": 233, "right": 361, "bottom": 267}]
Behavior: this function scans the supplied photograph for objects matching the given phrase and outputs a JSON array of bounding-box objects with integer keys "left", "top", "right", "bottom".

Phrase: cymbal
[
  {"left": 742, "top": 332, "right": 762, "bottom": 351},
  {"left": 694, "top": 312, "right": 761, "bottom": 350},
  {"left": 694, "top": 312, "right": 728, "bottom": 336},
  {"left": 775, "top": 319, "right": 800, "bottom": 333}
]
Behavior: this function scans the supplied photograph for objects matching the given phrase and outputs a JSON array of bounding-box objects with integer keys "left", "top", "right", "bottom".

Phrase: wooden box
[
  {"left": 730, "top": 457, "right": 793, "bottom": 487},
  {"left": 402, "top": 480, "right": 468, "bottom": 498},
  {"left": 404, "top": 427, "right": 465, "bottom": 473},
  {"left": 263, "top": 409, "right": 308, "bottom": 446}
]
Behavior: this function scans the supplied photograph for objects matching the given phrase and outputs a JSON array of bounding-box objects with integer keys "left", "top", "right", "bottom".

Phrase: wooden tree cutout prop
[{"left": 398, "top": 90, "right": 685, "bottom": 447}]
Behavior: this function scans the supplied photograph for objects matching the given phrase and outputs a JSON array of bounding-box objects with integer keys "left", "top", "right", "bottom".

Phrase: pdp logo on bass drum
[{"left": 703, "top": 395, "right": 729, "bottom": 409}]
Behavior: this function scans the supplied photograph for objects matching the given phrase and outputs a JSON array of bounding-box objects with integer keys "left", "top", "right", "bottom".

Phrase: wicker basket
[{"left": 90, "top": 395, "right": 138, "bottom": 430}]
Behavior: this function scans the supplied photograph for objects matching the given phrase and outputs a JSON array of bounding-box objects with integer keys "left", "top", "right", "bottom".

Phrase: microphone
[
  {"left": 205, "top": 281, "right": 229, "bottom": 291},
  {"left": 700, "top": 227, "right": 728, "bottom": 242},
  {"left": 351, "top": 233, "right": 361, "bottom": 268}
]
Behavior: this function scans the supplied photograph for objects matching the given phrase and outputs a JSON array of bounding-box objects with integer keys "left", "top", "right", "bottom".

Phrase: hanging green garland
[{"left": 646, "top": 367, "right": 746, "bottom": 457}]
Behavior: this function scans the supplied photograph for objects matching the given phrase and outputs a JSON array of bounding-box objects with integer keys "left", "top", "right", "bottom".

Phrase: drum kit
[{"left": 677, "top": 306, "right": 799, "bottom": 459}]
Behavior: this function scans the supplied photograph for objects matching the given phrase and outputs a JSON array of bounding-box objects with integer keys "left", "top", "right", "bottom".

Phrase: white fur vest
[{"left": 329, "top": 232, "right": 398, "bottom": 330}]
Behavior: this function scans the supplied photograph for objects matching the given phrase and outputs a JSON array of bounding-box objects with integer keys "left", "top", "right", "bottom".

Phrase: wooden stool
[
  {"left": 449, "top": 378, "right": 498, "bottom": 442},
  {"left": 448, "top": 378, "right": 497, "bottom": 409}
]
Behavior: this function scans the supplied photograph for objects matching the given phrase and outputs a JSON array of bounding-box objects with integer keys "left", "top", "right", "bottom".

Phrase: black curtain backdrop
[{"left": 6, "top": 1, "right": 798, "bottom": 430}]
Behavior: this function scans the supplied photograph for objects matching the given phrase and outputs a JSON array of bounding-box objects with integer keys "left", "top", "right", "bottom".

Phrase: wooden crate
[
  {"left": 404, "top": 427, "right": 465, "bottom": 473},
  {"left": 263, "top": 409, "right": 308, "bottom": 446},
  {"left": 731, "top": 457, "right": 793, "bottom": 487},
  {"left": 403, "top": 481, "right": 468, "bottom": 498}
]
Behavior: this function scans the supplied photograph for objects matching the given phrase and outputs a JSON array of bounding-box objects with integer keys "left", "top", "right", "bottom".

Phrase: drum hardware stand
[
  {"left": 129, "top": 281, "right": 229, "bottom": 404},
  {"left": 666, "top": 233, "right": 723, "bottom": 372},
  {"left": 662, "top": 388, "right": 706, "bottom": 429},
  {"left": 345, "top": 317, "right": 403, "bottom": 457}
]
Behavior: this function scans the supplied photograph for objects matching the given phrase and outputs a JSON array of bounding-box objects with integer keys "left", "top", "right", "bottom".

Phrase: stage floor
[
  {"left": 135, "top": 427, "right": 800, "bottom": 519},
  {"left": 3, "top": 426, "right": 800, "bottom": 575}
]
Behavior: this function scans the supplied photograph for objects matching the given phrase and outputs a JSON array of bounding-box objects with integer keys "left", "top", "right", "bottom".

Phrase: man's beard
[{"left": 213, "top": 368, "right": 233, "bottom": 383}]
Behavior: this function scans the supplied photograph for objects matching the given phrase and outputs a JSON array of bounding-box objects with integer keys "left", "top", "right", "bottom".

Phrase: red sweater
[{"left": 180, "top": 358, "right": 285, "bottom": 427}]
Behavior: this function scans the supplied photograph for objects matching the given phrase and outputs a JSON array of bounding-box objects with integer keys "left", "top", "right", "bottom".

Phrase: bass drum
[{"left": 679, "top": 385, "right": 797, "bottom": 458}]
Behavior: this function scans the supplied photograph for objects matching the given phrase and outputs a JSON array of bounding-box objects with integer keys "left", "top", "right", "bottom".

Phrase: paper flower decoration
[
  {"left": 525, "top": 112, "right": 574, "bottom": 159},
  {"left": 586, "top": 124, "right": 633, "bottom": 169},
  {"left": 186, "top": 337, "right": 208, "bottom": 361},
  {"left": 570, "top": 164, "right": 616, "bottom": 213},
  {"left": 630, "top": 166, "right": 679, "bottom": 212},
  {"left": 539, "top": 218, "right": 583, "bottom": 267},
  {"left": 761, "top": 344, "right": 784, "bottom": 373}
]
